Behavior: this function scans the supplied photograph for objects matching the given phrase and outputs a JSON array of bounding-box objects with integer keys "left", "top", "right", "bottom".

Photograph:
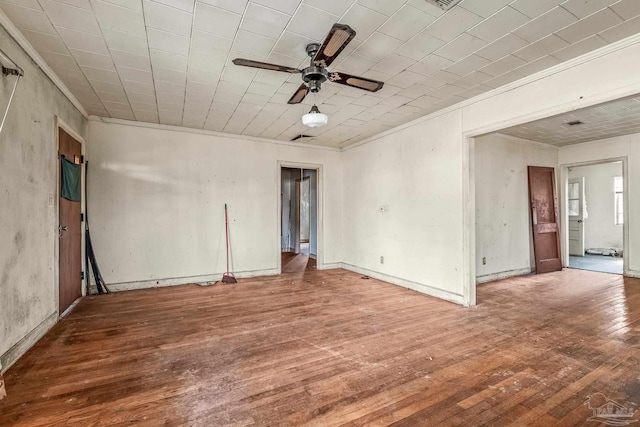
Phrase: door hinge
[
  {"left": 80, "top": 212, "right": 84, "bottom": 222},
  {"left": 81, "top": 271, "right": 85, "bottom": 280},
  {"left": 81, "top": 155, "right": 84, "bottom": 164}
]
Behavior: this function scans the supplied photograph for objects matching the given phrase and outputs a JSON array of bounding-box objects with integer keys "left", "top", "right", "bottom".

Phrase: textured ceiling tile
[
  {"left": 152, "top": 0, "right": 193, "bottom": 13},
  {"left": 0, "top": 3, "right": 57, "bottom": 34},
  {"left": 21, "top": 29, "right": 69, "bottom": 55},
  {"left": 355, "top": 32, "right": 404, "bottom": 60},
  {"left": 339, "top": 4, "right": 387, "bottom": 40},
  {"left": 510, "top": 0, "right": 564, "bottom": 19},
  {"left": 287, "top": 4, "right": 338, "bottom": 40},
  {"left": 474, "top": 33, "right": 529, "bottom": 61},
  {"left": 561, "top": 0, "right": 617, "bottom": 19},
  {"left": 435, "top": 33, "right": 487, "bottom": 62},
  {"left": 610, "top": 0, "right": 640, "bottom": 20},
  {"left": 556, "top": 7, "right": 622, "bottom": 44},
  {"left": 395, "top": 33, "right": 445, "bottom": 61},
  {"left": 40, "top": 0, "right": 101, "bottom": 33},
  {"left": 199, "top": 0, "right": 247, "bottom": 15},
  {"left": 513, "top": 6, "right": 578, "bottom": 43},
  {"left": 241, "top": 2, "right": 290, "bottom": 39},
  {"left": 377, "top": 4, "right": 436, "bottom": 42},
  {"left": 467, "top": 7, "right": 530, "bottom": 43},
  {"left": 305, "top": 0, "right": 353, "bottom": 17},
  {"left": 357, "top": 0, "right": 405, "bottom": 17},
  {"left": 102, "top": 27, "right": 149, "bottom": 55},
  {"left": 9, "top": 0, "right": 637, "bottom": 147},
  {"left": 461, "top": 0, "right": 514, "bottom": 18},
  {"left": 194, "top": 2, "right": 241, "bottom": 38},
  {"left": 147, "top": 28, "right": 190, "bottom": 56},
  {"left": 91, "top": 0, "right": 145, "bottom": 35},
  {"left": 143, "top": 0, "right": 193, "bottom": 36},
  {"left": 423, "top": 6, "right": 483, "bottom": 42}
]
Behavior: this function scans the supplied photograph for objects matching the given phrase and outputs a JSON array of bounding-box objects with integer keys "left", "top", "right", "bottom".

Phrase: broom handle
[{"left": 225, "top": 203, "right": 229, "bottom": 274}]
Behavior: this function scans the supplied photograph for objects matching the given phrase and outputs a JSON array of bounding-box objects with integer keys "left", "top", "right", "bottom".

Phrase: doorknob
[
  {"left": 58, "top": 225, "right": 68, "bottom": 238},
  {"left": 577, "top": 220, "right": 583, "bottom": 223}
]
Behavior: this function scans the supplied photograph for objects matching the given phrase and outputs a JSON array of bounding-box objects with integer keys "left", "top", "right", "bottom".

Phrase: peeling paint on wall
[{"left": 0, "top": 24, "right": 86, "bottom": 360}]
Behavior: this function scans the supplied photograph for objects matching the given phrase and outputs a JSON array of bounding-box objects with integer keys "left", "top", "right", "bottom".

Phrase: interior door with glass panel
[{"left": 568, "top": 177, "right": 585, "bottom": 256}]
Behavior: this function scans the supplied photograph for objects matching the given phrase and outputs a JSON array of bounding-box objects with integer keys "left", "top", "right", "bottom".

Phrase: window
[
  {"left": 568, "top": 182, "right": 580, "bottom": 216},
  {"left": 614, "top": 176, "right": 623, "bottom": 225}
]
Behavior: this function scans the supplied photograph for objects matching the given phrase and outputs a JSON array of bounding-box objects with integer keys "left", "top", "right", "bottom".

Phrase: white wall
[
  {"left": 569, "top": 162, "right": 623, "bottom": 251},
  {"left": 343, "top": 36, "right": 640, "bottom": 305},
  {"left": 342, "top": 110, "right": 466, "bottom": 303},
  {"left": 0, "top": 25, "right": 86, "bottom": 368},
  {"left": 87, "top": 120, "right": 342, "bottom": 289},
  {"left": 559, "top": 133, "right": 640, "bottom": 275},
  {"left": 475, "top": 134, "right": 558, "bottom": 282}
]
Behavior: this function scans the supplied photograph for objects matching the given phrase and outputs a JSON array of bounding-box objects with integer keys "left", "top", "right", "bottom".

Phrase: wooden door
[
  {"left": 528, "top": 166, "right": 562, "bottom": 274},
  {"left": 59, "top": 128, "right": 82, "bottom": 314},
  {"left": 568, "top": 177, "right": 585, "bottom": 256}
]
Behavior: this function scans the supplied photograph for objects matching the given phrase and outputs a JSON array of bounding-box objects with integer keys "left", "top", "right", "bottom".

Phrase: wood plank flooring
[{"left": 1, "top": 267, "right": 639, "bottom": 426}]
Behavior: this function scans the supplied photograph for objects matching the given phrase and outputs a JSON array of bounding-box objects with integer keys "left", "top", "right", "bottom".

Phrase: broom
[{"left": 222, "top": 203, "right": 237, "bottom": 284}]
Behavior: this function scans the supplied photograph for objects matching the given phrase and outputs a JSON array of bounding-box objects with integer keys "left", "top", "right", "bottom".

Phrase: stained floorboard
[{"left": 1, "top": 268, "right": 639, "bottom": 426}]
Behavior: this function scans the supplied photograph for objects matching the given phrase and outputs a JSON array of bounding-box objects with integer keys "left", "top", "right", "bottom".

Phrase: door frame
[
  {"left": 55, "top": 117, "right": 86, "bottom": 317},
  {"left": 296, "top": 175, "right": 311, "bottom": 250},
  {"left": 559, "top": 158, "right": 628, "bottom": 274},
  {"left": 567, "top": 177, "right": 585, "bottom": 256},
  {"left": 277, "top": 162, "right": 323, "bottom": 274}
]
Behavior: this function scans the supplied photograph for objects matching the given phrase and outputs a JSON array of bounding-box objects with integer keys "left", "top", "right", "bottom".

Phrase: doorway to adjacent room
[{"left": 280, "top": 167, "right": 318, "bottom": 273}]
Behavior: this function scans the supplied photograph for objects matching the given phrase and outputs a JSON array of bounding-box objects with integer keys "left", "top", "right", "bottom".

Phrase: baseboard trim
[
  {"left": 624, "top": 270, "right": 640, "bottom": 278},
  {"left": 341, "top": 263, "right": 465, "bottom": 305},
  {"left": 318, "top": 262, "right": 342, "bottom": 270},
  {"left": 476, "top": 267, "right": 534, "bottom": 284},
  {"left": 107, "top": 268, "right": 281, "bottom": 292},
  {"left": 310, "top": 254, "right": 317, "bottom": 260},
  {"left": 1, "top": 311, "right": 58, "bottom": 373}
]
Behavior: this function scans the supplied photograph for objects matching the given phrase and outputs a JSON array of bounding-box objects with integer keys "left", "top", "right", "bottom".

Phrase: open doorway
[
  {"left": 281, "top": 167, "right": 317, "bottom": 273},
  {"left": 566, "top": 161, "right": 624, "bottom": 275}
]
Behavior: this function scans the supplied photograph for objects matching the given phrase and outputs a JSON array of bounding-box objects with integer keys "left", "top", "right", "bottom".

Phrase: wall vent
[
  {"left": 566, "top": 120, "right": 584, "bottom": 126},
  {"left": 424, "top": 0, "right": 463, "bottom": 11}
]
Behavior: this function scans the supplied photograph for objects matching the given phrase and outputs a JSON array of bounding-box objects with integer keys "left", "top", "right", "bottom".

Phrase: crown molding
[
  {"left": 0, "top": 9, "right": 88, "bottom": 119},
  {"left": 343, "top": 32, "right": 640, "bottom": 151},
  {"left": 89, "top": 116, "right": 343, "bottom": 152}
]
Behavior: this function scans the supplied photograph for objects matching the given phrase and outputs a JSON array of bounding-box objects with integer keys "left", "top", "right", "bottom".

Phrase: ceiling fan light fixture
[{"left": 302, "top": 105, "right": 328, "bottom": 128}]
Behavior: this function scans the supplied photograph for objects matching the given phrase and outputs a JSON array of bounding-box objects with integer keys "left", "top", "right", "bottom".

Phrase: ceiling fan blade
[
  {"left": 328, "top": 72, "right": 384, "bottom": 92},
  {"left": 232, "top": 58, "right": 301, "bottom": 74},
  {"left": 313, "top": 23, "right": 356, "bottom": 68},
  {"left": 288, "top": 84, "right": 309, "bottom": 104}
]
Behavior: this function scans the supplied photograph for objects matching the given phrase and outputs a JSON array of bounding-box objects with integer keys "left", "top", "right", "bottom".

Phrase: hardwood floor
[
  {"left": 281, "top": 251, "right": 315, "bottom": 273},
  {"left": 1, "top": 268, "right": 639, "bottom": 426}
]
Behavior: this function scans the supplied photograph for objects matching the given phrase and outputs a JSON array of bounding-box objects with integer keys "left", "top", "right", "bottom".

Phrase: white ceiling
[
  {"left": 1, "top": 0, "right": 640, "bottom": 147},
  {"left": 498, "top": 94, "right": 640, "bottom": 146}
]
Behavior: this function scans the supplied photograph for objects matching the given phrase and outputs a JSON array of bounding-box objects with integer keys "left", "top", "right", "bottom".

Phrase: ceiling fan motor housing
[{"left": 302, "top": 66, "right": 328, "bottom": 93}]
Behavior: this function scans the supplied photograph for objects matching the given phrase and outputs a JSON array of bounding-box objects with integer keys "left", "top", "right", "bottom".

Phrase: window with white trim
[{"left": 614, "top": 176, "right": 623, "bottom": 225}]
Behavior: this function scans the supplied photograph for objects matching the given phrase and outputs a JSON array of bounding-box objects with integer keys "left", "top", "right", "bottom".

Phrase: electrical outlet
[
  {"left": 482, "top": 257, "right": 486, "bottom": 265},
  {"left": 380, "top": 256, "right": 384, "bottom": 264}
]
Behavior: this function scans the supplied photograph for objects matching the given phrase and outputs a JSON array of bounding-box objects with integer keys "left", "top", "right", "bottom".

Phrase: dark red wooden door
[
  {"left": 59, "top": 128, "right": 82, "bottom": 313},
  {"left": 528, "top": 166, "right": 562, "bottom": 274}
]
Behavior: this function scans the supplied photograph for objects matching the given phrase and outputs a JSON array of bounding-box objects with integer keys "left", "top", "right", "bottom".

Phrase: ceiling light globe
[{"left": 302, "top": 104, "right": 328, "bottom": 128}]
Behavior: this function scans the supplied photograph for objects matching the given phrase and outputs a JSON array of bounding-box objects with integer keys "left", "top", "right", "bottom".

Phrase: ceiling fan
[{"left": 232, "top": 23, "right": 385, "bottom": 105}]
